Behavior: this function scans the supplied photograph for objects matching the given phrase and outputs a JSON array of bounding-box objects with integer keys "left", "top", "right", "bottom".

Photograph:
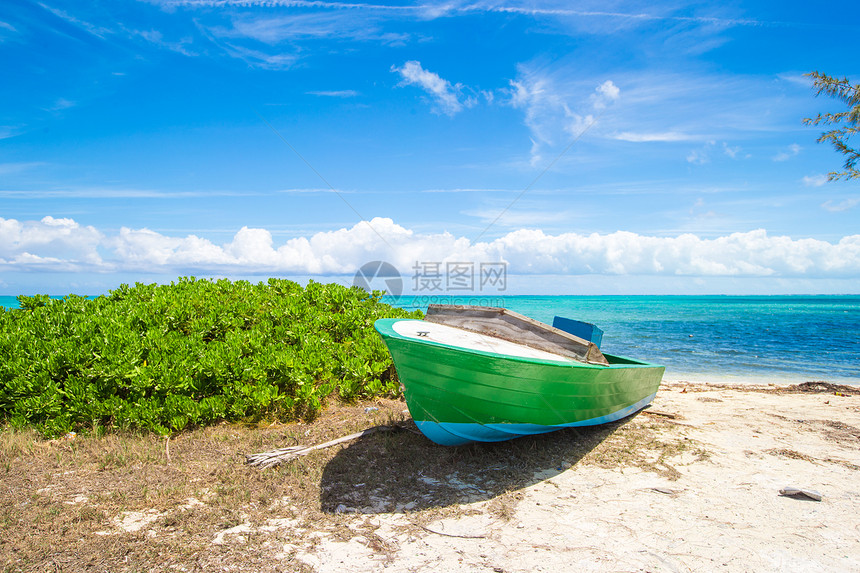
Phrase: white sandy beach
[
  {"left": 277, "top": 382, "right": 860, "bottom": 572},
  {"left": 73, "top": 380, "right": 860, "bottom": 572}
]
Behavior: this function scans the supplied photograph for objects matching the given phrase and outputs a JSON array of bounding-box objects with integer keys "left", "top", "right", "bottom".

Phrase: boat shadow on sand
[{"left": 319, "top": 415, "right": 638, "bottom": 515}]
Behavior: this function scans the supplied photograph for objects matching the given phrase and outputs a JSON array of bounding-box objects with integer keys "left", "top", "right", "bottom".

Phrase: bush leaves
[{"left": 0, "top": 278, "right": 420, "bottom": 437}]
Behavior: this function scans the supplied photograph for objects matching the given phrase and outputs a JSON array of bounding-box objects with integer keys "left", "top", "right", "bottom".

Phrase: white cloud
[
  {"left": 307, "top": 90, "right": 360, "bottom": 98},
  {"left": 493, "top": 229, "right": 860, "bottom": 277},
  {"left": 225, "top": 13, "right": 339, "bottom": 42},
  {"left": 722, "top": 142, "right": 742, "bottom": 158},
  {"left": 773, "top": 143, "right": 801, "bottom": 162},
  {"left": 592, "top": 80, "right": 620, "bottom": 109},
  {"left": 0, "top": 216, "right": 105, "bottom": 270},
  {"left": 203, "top": 8, "right": 410, "bottom": 47},
  {"left": 37, "top": 5, "right": 111, "bottom": 39},
  {"left": 803, "top": 174, "right": 829, "bottom": 187},
  {"left": 462, "top": 208, "right": 572, "bottom": 227},
  {"left": 0, "top": 126, "right": 19, "bottom": 140},
  {"left": 45, "top": 98, "right": 76, "bottom": 112},
  {"left": 686, "top": 149, "right": 709, "bottom": 165},
  {"left": 127, "top": 27, "right": 196, "bottom": 56},
  {"left": 0, "top": 187, "right": 249, "bottom": 199},
  {"left": 597, "top": 71, "right": 797, "bottom": 159},
  {"left": 685, "top": 140, "right": 718, "bottom": 165},
  {"left": 1, "top": 216, "right": 858, "bottom": 279},
  {"left": 392, "top": 61, "right": 475, "bottom": 116},
  {"left": 506, "top": 72, "right": 620, "bottom": 165},
  {"left": 614, "top": 131, "right": 694, "bottom": 142},
  {"left": 822, "top": 198, "right": 860, "bottom": 212},
  {"left": 158, "top": 1, "right": 763, "bottom": 29},
  {"left": 220, "top": 43, "right": 298, "bottom": 70},
  {"left": 0, "top": 162, "right": 45, "bottom": 175},
  {"left": 107, "top": 228, "right": 224, "bottom": 268}
]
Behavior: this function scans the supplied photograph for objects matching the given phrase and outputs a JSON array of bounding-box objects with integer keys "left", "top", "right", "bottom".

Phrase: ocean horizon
[{"left": 3, "top": 293, "right": 858, "bottom": 386}]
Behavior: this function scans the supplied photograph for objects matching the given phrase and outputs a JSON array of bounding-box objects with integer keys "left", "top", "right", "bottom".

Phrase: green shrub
[{"left": 0, "top": 278, "right": 420, "bottom": 437}]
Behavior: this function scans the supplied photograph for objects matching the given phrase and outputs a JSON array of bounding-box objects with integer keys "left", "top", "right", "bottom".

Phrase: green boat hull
[{"left": 375, "top": 318, "right": 665, "bottom": 446}]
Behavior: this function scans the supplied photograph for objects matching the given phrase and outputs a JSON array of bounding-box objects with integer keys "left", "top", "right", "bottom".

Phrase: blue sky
[{"left": 1, "top": 0, "right": 859, "bottom": 295}]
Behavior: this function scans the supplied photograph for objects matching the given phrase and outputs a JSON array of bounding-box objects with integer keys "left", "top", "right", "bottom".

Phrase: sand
[{"left": 286, "top": 382, "right": 860, "bottom": 572}]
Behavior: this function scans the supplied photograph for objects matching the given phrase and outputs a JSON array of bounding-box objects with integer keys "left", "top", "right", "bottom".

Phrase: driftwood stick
[
  {"left": 642, "top": 409, "right": 678, "bottom": 419},
  {"left": 246, "top": 425, "right": 397, "bottom": 469},
  {"left": 418, "top": 524, "right": 487, "bottom": 539}
]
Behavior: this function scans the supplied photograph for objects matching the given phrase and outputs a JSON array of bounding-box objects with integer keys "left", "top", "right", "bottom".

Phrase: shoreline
[{"left": 663, "top": 373, "right": 860, "bottom": 387}]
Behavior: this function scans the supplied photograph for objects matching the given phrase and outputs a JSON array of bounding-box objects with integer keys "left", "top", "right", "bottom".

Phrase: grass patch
[
  {"left": 764, "top": 448, "right": 818, "bottom": 463},
  {"left": 582, "top": 416, "right": 710, "bottom": 480},
  {"left": 0, "top": 398, "right": 695, "bottom": 572}
]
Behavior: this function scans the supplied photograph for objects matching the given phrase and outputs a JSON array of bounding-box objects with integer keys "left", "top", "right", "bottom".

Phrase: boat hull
[{"left": 375, "top": 318, "right": 665, "bottom": 446}]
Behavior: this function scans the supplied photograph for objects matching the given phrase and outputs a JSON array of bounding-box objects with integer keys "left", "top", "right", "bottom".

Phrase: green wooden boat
[{"left": 374, "top": 305, "right": 664, "bottom": 446}]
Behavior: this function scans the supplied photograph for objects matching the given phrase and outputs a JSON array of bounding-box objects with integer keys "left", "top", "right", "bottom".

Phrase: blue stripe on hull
[{"left": 414, "top": 392, "right": 657, "bottom": 446}]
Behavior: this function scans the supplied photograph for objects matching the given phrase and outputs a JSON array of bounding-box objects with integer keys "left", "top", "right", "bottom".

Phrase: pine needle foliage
[
  {"left": 0, "top": 278, "right": 420, "bottom": 437},
  {"left": 803, "top": 71, "right": 860, "bottom": 181}
]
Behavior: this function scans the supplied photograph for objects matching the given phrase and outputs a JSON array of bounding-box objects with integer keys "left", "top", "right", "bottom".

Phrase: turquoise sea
[
  {"left": 3, "top": 294, "right": 858, "bottom": 385},
  {"left": 390, "top": 295, "right": 860, "bottom": 385}
]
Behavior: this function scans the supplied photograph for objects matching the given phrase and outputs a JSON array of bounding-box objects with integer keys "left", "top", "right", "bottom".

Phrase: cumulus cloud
[
  {"left": 492, "top": 229, "right": 860, "bottom": 277},
  {"left": 0, "top": 216, "right": 105, "bottom": 271},
  {"left": 591, "top": 80, "right": 620, "bottom": 109},
  {"left": 392, "top": 61, "right": 476, "bottom": 116},
  {"left": 1, "top": 216, "right": 859, "bottom": 279}
]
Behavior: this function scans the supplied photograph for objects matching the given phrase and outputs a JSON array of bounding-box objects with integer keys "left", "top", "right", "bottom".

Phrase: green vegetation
[
  {"left": 804, "top": 71, "right": 859, "bottom": 180},
  {"left": 0, "top": 278, "right": 420, "bottom": 437}
]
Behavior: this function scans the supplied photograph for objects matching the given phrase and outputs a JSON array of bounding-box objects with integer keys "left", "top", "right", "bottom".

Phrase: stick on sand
[{"left": 246, "top": 425, "right": 399, "bottom": 469}]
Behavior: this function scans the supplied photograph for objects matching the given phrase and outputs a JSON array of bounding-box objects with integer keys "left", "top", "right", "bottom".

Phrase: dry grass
[
  {"left": 763, "top": 448, "right": 818, "bottom": 463},
  {"left": 581, "top": 415, "right": 710, "bottom": 481},
  {"left": 1, "top": 398, "right": 700, "bottom": 573},
  {"left": 666, "top": 380, "right": 860, "bottom": 396}
]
